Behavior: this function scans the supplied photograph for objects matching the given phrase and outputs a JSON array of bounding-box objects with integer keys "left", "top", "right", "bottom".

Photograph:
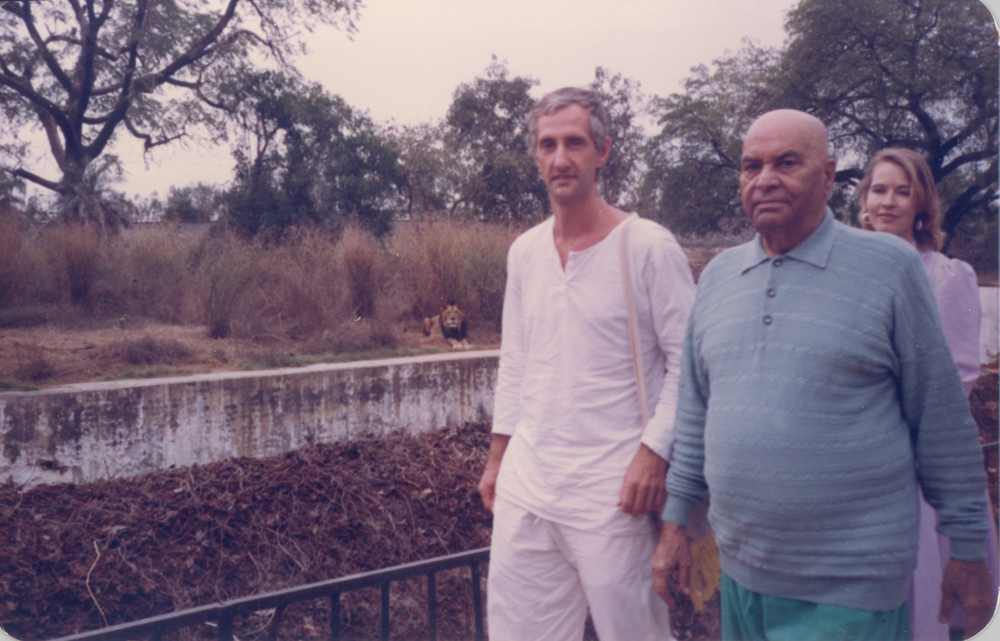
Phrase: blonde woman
[{"left": 858, "top": 147, "right": 995, "bottom": 640}]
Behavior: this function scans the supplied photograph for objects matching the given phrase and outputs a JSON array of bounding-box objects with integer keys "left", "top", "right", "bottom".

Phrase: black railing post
[
  {"left": 470, "top": 561, "right": 484, "bottom": 641},
  {"left": 380, "top": 582, "right": 390, "bottom": 641},
  {"left": 329, "top": 592, "right": 341, "bottom": 641},
  {"left": 427, "top": 572, "right": 437, "bottom": 641},
  {"left": 217, "top": 606, "right": 235, "bottom": 641}
]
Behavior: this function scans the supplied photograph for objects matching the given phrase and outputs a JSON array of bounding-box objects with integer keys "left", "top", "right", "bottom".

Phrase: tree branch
[
  {"left": 124, "top": 116, "right": 186, "bottom": 151},
  {"left": 85, "top": 0, "right": 146, "bottom": 159},
  {"left": 940, "top": 149, "right": 998, "bottom": 179},
  {"left": 17, "top": 0, "right": 74, "bottom": 91},
  {"left": 132, "top": 0, "right": 243, "bottom": 94},
  {"left": 3, "top": 166, "right": 62, "bottom": 191},
  {"left": 0, "top": 72, "right": 75, "bottom": 137}
]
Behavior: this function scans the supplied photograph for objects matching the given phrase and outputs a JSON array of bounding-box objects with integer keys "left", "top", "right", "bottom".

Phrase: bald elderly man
[{"left": 651, "top": 110, "right": 993, "bottom": 640}]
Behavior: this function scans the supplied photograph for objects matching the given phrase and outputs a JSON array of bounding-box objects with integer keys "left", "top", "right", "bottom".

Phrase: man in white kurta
[{"left": 477, "top": 87, "right": 695, "bottom": 641}]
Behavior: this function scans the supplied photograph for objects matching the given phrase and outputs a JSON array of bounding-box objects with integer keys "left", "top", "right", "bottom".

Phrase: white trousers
[{"left": 487, "top": 497, "right": 674, "bottom": 641}]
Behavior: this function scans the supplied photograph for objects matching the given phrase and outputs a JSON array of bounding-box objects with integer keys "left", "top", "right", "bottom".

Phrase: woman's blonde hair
[{"left": 857, "top": 148, "right": 944, "bottom": 250}]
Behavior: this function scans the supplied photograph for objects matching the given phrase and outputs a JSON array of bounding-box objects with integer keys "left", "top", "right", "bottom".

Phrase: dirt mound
[{"left": 0, "top": 422, "right": 720, "bottom": 641}]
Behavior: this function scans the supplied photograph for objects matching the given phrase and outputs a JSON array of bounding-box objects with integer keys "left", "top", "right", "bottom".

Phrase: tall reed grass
[
  {"left": 0, "top": 220, "right": 522, "bottom": 345},
  {"left": 392, "top": 221, "right": 520, "bottom": 332}
]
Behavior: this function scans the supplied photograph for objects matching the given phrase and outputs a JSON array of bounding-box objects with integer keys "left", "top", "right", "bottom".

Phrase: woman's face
[{"left": 864, "top": 161, "right": 919, "bottom": 243}]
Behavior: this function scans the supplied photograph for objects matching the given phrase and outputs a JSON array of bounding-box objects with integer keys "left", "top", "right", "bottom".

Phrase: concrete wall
[
  {"left": 0, "top": 350, "right": 499, "bottom": 488},
  {"left": 1, "top": 288, "right": 995, "bottom": 489}
]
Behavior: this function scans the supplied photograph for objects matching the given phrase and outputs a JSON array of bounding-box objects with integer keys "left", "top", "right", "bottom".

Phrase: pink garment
[
  {"left": 909, "top": 248, "right": 996, "bottom": 640},
  {"left": 918, "top": 248, "right": 981, "bottom": 395}
]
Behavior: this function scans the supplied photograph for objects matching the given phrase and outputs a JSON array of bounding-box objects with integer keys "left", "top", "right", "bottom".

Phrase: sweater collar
[{"left": 740, "top": 208, "right": 837, "bottom": 274}]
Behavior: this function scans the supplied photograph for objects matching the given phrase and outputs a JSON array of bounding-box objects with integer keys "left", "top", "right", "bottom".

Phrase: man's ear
[
  {"left": 596, "top": 137, "right": 611, "bottom": 167},
  {"left": 822, "top": 157, "right": 836, "bottom": 198}
]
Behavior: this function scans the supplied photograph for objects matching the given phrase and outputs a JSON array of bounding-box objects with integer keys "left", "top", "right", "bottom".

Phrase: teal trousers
[{"left": 721, "top": 573, "right": 910, "bottom": 641}]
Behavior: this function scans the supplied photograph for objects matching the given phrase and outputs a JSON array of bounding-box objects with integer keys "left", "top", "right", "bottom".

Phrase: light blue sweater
[{"left": 663, "top": 211, "right": 988, "bottom": 612}]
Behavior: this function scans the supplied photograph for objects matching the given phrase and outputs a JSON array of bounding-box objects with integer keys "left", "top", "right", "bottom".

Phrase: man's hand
[
  {"left": 939, "top": 558, "right": 994, "bottom": 638},
  {"left": 618, "top": 444, "right": 667, "bottom": 516},
  {"left": 651, "top": 521, "right": 691, "bottom": 608},
  {"left": 477, "top": 434, "right": 511, "bottom": 512}
]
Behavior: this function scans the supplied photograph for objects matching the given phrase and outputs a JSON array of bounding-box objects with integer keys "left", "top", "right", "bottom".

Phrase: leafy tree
[
  {"left": 223, "top": 71, "right": 403, "bottom": 237},
  {"left": 642, "top": 0, "right": 998, "bottom": 248},
  {"left": 0, "top": 171, "right": 24, "bottom": 219},
  {"left": 163, "top": 183, "right": 220, "bottom": 222},
  {"left": 0, "top": 0, "right": 360, "bottom": 226},
  {"left": 388, "top": 122, "right": 456, "bottom": 216},
  {"left": 780, "top": 0, "right": 997, "bottom": 248},
  {"left": 641, "top": 44, "right": 781, "bottom": 234},
  {"left": 588, "top": 67, "right": 649, "bottom": 212},
  {"left": 445, "top": 58, "right": 546, "bottom": 222}
]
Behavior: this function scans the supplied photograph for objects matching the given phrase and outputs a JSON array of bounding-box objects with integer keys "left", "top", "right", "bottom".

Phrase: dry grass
[
  {"left": 98, "top": 335, "right": 195, "bottom": 367},
  {"left": 0, "top": 221, "right": 516, "bottom": 386},
  {"left": 0, "top": 220, "right": 519, "bottom": 346},
  {"left": 0, "top": 219, "right": 26, "bottom": 307},
  {"left": 41, "top": 224, "right": 105, "bottom": 308},
  {"left": 116, "top": 227, "right": 201, "bottom": 323},
  {"left": 391, "top": 221, "right": 522, "bottom": 331}
]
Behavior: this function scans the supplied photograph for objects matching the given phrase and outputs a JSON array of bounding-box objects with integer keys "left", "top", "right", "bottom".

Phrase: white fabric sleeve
[
  {"left": 492, "top": 240, "right": 527, "bottom": 435},
  {"left": 638, "top": 229, "right": 696, "bottom": 460},
  {"left": 927, "top": 254, "right": 981, "bottom": 395}
]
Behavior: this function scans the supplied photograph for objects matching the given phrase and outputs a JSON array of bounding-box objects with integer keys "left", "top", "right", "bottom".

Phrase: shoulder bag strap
[{"left": 620, "top": 217, "right": 651, "bottom": 428}]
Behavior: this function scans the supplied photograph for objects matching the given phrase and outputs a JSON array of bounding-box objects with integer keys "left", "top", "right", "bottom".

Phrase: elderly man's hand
[
  {"left": 651, "top": 521, "right": 690, "bottom": 607},
  {"left": 939, "top": 558, "right": 994, "bottom": 638},
  {"left": 618, "top": 444, "right": 667, "bottom": 516}
]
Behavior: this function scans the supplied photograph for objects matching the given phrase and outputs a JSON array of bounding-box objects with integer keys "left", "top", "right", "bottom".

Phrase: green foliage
[
  {"left": 399, "top": 64, "right": 651, "bottom": 221},
  {"left": 388, "top": 122, "right": 456, "bottom": 215},
  {"left": 642, "top": 0, "right": 998, "bottom": 248},
  {"left": 780, "top": 0, "right": 998, "bottom": 250},
  {"left": 0, "top": 0, "right": 361, "bottom": 226},
  {"left": 164, "top": 184, "right": 221, "bottom": 223},
  {"left": 0, "top": 171, "right": 24, "bottom": 217},
  {"left": 445, "top": 58, "right": 546, "bottom": 222},
  {"left": 641, "top": 44, "right": 783, "bottom": 234},
  {"left": 589, "top": 67, "right": 649, "bottom": 212},
  {"left": 52, "top": 156, "right": 134, "bottom": 231},
  {"left": 223, "top": 72, "right": 404, "bottom": 237}
]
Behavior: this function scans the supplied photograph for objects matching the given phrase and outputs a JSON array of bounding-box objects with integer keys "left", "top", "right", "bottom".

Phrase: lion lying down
[{"left": 423, "top": 302, "right": 471, "bottom": 349}]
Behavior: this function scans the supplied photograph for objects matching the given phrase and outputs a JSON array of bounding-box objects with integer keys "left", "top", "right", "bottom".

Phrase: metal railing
[{"left": 50, "top": 547, "right": 490, "bottom": 641}]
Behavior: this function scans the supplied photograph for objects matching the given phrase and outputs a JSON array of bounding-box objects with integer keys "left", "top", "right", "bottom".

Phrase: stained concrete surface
[{"left": 0, "top": 350, "right": 499, "bottom": 487}]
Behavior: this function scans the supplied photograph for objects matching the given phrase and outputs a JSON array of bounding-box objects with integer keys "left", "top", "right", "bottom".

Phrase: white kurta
[{"left": 492, "top": 214, "right": 695, "bottom": 536}]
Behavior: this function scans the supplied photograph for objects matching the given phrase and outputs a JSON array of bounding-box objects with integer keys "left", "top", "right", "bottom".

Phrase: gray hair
[{"left": 525, "top": 87, "right": 610, "bottom": 154}]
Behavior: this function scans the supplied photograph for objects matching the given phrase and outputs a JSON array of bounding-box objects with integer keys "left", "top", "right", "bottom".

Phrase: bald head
[
  {"left": 739, "top": 109, "right": 836, "bottom": 256},
  {"left": 744, "top": 109, "right": 831, "bottom": 162}
]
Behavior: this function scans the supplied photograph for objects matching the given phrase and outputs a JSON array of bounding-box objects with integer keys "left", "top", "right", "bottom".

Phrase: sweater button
[
  {"left": 763, "top": 315, "right": 773, "bottom": 325},
  {"left": 767, "top": 288, "right": 776, "bottom": 298}
]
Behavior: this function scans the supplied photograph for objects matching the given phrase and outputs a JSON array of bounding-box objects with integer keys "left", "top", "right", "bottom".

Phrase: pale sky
[{"left": 32, "top": 0, "right": 998, "bottom": 199}]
